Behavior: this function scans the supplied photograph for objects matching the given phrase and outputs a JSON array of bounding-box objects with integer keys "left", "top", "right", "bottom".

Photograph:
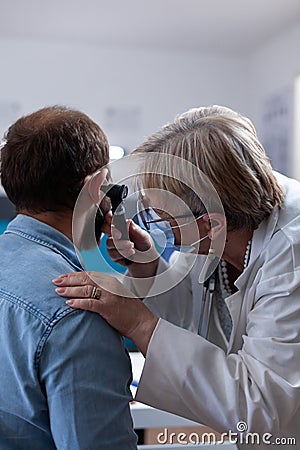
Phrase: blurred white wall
[
  {"left": 0, "top": 38, "right": 246, "bottom": 151},
  {"left": 0, "top": 19, "right": 299, "bottom": 175}
]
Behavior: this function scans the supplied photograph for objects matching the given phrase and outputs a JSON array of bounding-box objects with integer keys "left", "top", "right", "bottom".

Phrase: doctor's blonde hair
[{"left": 133, "top": 105, "right": 284, "bottom": 230}]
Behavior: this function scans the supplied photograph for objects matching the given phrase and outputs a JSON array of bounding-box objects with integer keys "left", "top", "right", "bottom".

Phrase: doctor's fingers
[
  {"left": 55, "top": 285, "right": 97, "bottom": 299},
  {"left": 65, "top": 297, "right": 104, "bottom": 316},
  {"left": 106, "top": 237, "right": 135, "bottom": 257},
  {"left": 53, "top": 270, "right": 105, "bottom": 288},
  {"left": 53, "top": 270, "right": 136, "bottom": 298}
]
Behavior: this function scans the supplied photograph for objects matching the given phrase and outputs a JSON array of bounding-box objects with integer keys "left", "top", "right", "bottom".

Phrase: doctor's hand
[
  {"left": 53, "top": 271, "right": 158, "bottom": 356},
  {"left": 102, "top": 211, "right": 160, "bottom": 279}
]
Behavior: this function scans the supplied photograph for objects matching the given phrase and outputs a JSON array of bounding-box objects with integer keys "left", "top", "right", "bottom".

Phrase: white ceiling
[{"left": 1, "top": 0, "right": 300, "bottom": 56}]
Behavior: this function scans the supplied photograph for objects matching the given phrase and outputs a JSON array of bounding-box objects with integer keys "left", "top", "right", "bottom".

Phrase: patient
[{"left": 0, "top": 106, "right": 137, "bottom": 449}]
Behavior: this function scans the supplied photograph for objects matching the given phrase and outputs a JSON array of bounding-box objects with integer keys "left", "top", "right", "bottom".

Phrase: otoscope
[{"left": 100, "top": 184, "right": 133, "bottom": 265}]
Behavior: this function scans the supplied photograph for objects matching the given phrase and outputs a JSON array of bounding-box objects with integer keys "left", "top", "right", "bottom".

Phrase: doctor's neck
[{"left": 221, "top": 228, "right": 254, "bottom": 272}]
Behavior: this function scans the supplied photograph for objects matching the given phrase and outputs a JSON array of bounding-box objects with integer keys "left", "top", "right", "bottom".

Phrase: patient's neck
[{"left": 20, "top": 210, "right": 73, "bottom": 242}]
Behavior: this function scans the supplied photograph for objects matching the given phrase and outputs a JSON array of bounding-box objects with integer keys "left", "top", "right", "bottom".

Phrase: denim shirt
[{"left": 0, "top": 214, "right": 137, "bottom": 450}]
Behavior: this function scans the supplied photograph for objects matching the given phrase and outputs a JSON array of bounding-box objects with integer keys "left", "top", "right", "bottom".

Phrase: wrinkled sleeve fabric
[
  {"left": 125, "top": 256, "right": 196, "bottom": 330},
  {"left": 136, "top": 296, "right": 300, "bottom": 437},
  {"left": 39, "top": 308, "right": 137, "bottom": 450}
]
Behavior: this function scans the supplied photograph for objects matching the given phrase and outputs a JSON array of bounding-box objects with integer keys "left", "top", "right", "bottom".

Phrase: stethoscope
[{"left": 197, "top": 261, "right": 218, "bottom": 338}]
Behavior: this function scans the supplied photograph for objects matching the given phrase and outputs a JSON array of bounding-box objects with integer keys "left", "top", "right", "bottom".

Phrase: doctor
[{"left": 54, "top": 106, "right": 300, "bottom": 447}]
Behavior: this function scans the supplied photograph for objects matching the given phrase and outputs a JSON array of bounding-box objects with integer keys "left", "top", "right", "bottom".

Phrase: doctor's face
[
  {"left": 137, "top": 190, "right": 210, "bottom": 254},
  {"left": 169, "top": 213, "right": 210, "bottom": 253}
]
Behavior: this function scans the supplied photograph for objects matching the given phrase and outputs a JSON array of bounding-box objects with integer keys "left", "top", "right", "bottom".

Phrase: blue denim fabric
[{"left": 0, "top": 214, "right": 137, "bottom": 450}]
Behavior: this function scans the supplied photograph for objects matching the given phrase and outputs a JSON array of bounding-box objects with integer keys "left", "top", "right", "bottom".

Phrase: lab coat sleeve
[
  {"left": 144, "top": 257, "right": 196, "bottom": 329},
  {"left": 136, "top": 269, "right": 300, "bottom": 436},
  {"left": 124, "top": 255, "right": 196, "bottom": 330}
]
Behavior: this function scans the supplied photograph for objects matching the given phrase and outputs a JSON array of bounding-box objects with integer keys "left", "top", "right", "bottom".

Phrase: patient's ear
[
  {"left": 86, "top": 169, "right": 108, "bottom": 205},
  {"left": 203, "top": 213, "right": 227, "bottom": 241}
]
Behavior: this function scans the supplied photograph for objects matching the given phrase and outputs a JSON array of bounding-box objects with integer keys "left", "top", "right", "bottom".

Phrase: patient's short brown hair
[{"left": 0, "top": 106, "right": 109, "bottom": 213}]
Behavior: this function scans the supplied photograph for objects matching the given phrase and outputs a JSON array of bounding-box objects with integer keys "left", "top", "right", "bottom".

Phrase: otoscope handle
[
  {"left": 113, "top": 206, "right": 129, "bottom": 240},
  {"left": 113, "top": 205, "right": 133, "bottom": 265}
]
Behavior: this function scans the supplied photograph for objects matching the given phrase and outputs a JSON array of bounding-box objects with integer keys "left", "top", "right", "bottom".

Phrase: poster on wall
[{"left": 260, "top": 87, "right": 292, "bottom": 176}]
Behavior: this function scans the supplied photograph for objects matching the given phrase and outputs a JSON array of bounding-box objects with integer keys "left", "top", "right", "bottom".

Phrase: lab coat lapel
[{"left": 225, "top": 207, "right": 280, "bottom": 354}]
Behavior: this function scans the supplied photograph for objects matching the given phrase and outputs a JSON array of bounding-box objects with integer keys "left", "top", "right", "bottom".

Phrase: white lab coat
[{"left": 133, "top": 173, "right": 300, "bottom": 449}]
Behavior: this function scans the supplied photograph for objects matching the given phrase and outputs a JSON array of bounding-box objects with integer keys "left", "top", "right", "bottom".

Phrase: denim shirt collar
[{"left": 5, "top": 214, "right": 83, "bottom": 271}]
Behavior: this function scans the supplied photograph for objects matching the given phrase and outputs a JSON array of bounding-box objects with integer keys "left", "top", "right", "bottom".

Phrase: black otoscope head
[
  {"left": 100, "top": 184, "right": 128, "bottom": 213},
  {"left": 100, "top": 183, "right": 132, "bottom": 265}
]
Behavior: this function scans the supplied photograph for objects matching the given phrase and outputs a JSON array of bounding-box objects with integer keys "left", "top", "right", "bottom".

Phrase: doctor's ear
[
  {"left": 203, "top": 213, "right": 227, "bottom": 241},
  {"left": 85, "top": 169, "right": 108, "bottom": 205}
]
